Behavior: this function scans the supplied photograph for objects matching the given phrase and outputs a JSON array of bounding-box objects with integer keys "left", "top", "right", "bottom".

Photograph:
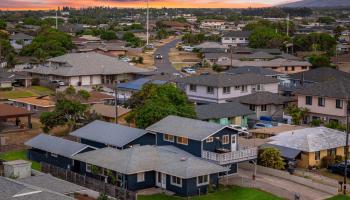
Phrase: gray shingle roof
[
  {"left": 195, "top": 102, "right": 254, "bottom": 120},
  {"left": 72, "top": 146, "right": 227, "bottom": 178},
  {"left": 229, "top": 92, "right": 294, "bottom": 105},
  {"left": 0, "top": 177, "right": 74, "bottom": 200},
  {"left": 146, "top": 115, "right": 226, "bottom": 141},
  {"left": 268, "top": 127, "right": 348, "bottom": 152},
  {"left": 25, "top": 134, "right": 90, "bottom": 157},
  {"left": 225, "top": 66, "right": 280, "bottom": 76},
  {"left": 289, "top": 67, "right": 350, "bottom": 83},
  {"left": 70, "top": 120, "right": 149, "bottom": 147},
  {"left": 217, "top": 58, "right": 311, "bottom": 68},
  {"left": 24, "top": 52, "right": 148, "bottom": 77},
  {"left": 223, "top": 31, "right": 251, "bottom": 38},
  {"left": 176, "top": 73, "right": 278, "bottom": 87},
  {"left": 262, "top": 144, "right": 301, "bottom": 159},
  {"left": 9, "top": 33, "right": 33, "bottom": 40},
  {"left": 294, "top": 78, "right": 350, "bottom": 99}
]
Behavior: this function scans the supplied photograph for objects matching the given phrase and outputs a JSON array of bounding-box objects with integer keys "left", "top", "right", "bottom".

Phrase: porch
[{"left": 202, "top": 147, "right": 258, "bottom": 165}]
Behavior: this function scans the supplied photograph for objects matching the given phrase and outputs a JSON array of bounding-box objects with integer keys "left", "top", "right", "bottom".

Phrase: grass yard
[
  {"left": 327, "top": 195, "right": 350, "bottom": 200},
  {"left": 0, "top": 150, "right": 41, "bottom": 171},
  {"left": 29, "top": 86, "right": 53, "bottom": 95},
  {"left": 138, "top": 186, "right": 283, "bottom": 200},
  {"left": 0, "top": 90, "right": 36, "bottom": 99}
]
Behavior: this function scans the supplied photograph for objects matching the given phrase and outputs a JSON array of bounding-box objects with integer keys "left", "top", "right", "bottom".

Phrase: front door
[
  {"left": 231, "top": 134, "right": 237, "bottom": 151},
  {"left": 156, "top": 172, "right": 166, "bottom": 189}
]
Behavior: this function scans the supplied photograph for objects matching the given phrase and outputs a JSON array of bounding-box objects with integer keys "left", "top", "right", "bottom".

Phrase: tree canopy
[
  {"left": 258, "top": 147, "right": 285, "bottom": 170},
  {"left": 293, "top": 33, "right": 336, "bottom": 55},
  {"left": 285, "top": 105, "right": 309, "bottom": 125},
  {"left": 309, "top": 54, "right": 332, "bottom": 68},
  {"left": 20, "top": 28, "right": 73, "bottom": 59},
  {"left": 122, "top": 32, "right": 145, "bottom": 48},
  {"left": 100, "top": 30, "right": 117, "bottom": 40},
  {"left": 0, "top": 19, "right": 7, "bottom": 29},
  {"left": 125, "top": 84, "right": 196, "bottom": 129},
  {"left": 249, "top": 27, "right": 287, "bottom": 49}
]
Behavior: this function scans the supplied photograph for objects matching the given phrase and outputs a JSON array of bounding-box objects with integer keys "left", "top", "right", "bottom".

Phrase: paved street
[
  {"left": 154, "top": 39, "right": 180, "bottom": 74},
  {"left": 222, "top": 168, "right": 334, "bottom": 200}
]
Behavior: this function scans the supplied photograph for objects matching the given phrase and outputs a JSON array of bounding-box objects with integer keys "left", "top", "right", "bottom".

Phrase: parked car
[
  {"left": 155, "top": 54, "right": 163, "bottom": 59},
  {"left": 182, "top": 46, "right": 194, "bottom": 52},
  {"left": 200, "top": 72, "right": 210, "bottom": 75},
  {"left": 119, "top": 56, "right": 131, "bottom": 62},
  {"left": 146, "top": 44, "right": 154, "bottom": 49},
  {"left": 328, "top": 162, "right": 350, "bottom": 177},
  {"left": 230, "top": 124, "right": 248, "bottom": 132},
  {"left": 172, "top": 72, "right": 183, "bottom": 78},
  {"left": 50, "top": 80, "right": 65, "bottom": 86},
  {"left": 253, "top": 123, "right": 273, "bottom": 129},
  {"left": 192, "top": 62, "right": 202, "bottom": 69},
  {"left": 181, "top": 67, "right": 196, "bottom": 74}
]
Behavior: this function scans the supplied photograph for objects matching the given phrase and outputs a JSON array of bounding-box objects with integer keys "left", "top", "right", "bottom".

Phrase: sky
[{"left": 0, "top": 0, "right": 298, "bottom": 10}]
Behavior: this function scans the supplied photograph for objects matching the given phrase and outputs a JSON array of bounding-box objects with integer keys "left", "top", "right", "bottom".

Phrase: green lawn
[
  {"left": 327, "top": 195, "right": 350, "bottom": 200},
  {"left": 0, "top": 90, "right": 36, "bottom": 99},
  {"left": 138, "top": 186, "right": 283, "bottom": 200},
  {"left": 29, "top": 86, "right": 53, "bottom": 95},
  {"left": 0, "top": 150, "right": 41, "bottom": 171}
]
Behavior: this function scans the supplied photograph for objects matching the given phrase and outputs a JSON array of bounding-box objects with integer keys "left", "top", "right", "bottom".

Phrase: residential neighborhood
[{"left": 1, "top": 2, "right": 350, "bottom": 200}]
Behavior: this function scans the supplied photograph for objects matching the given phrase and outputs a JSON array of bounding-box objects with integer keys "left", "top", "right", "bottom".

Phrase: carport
[{"left": 0, "top": 104, "right": 33, "bottom": 132}]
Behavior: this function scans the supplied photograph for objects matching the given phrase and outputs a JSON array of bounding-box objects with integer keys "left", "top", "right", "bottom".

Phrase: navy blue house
[
  {"left": 146, "top": 115, "right": 258, "bottom": 174},
  {"left": 70, "top": 120, "right": 155, "bottom": 149},
  {"left": 72, "top": 145, "right": 226, "bottom": 197},
  {"left": 25, "top": 134, "right": 96, "bottom": 169}
]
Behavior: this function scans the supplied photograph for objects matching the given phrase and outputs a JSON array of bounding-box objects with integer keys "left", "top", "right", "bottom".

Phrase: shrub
[
  {"left": 311, "top": 119, "right": 322, "bottom": 126},
  {"left": 335, "top": 155, "right": 344, "bottom": 164},
  {"left": 321, "top": 155, "right": 335, "bottom": 168}
]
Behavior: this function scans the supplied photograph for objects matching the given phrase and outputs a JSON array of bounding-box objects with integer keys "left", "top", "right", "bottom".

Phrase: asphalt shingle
[{"left": 195, "top": 102, "right": 254, "bottom": 120}]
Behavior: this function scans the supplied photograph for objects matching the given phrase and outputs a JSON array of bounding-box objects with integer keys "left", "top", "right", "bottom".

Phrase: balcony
[{"left": 202, "top": 147, "right": 258, "bottom": 165}]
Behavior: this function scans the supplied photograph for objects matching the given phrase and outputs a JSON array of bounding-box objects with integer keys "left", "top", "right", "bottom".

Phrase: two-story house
[
  {"left": 146, "top": 115, "right": 258, "bottom": 175},
  {"left": 294, "top": 78, "right": 350, "bottom": 125},
  {"left": 9, "top": 33, "right": 33, "bottom": 50},
  {"left": 221, "top": 31, "right": 251, "bottom": 47},
  {"left": 200, "top": 19, "right": 226, "bottom": 30},
  {"left": 176, "top": 73, "right": 279, "bottom": 104}
]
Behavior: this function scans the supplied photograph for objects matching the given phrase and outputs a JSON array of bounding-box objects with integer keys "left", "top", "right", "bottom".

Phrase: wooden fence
[{"left": 41, "top": 162, "right": 137, "bottom": 200}]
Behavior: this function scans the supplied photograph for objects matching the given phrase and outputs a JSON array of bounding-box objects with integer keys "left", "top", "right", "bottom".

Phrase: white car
[
  {"left": 119, "top": 57, "right": 131, "bottom": 62},
  {"left": 183, "top": 68, "right": 196, "bottom": 74},
  {"left": 230, "top": 124, "right": 248, "bottom": 132},
  {"left": 51, "top": 80, "right": 65, "bottom": 86}
]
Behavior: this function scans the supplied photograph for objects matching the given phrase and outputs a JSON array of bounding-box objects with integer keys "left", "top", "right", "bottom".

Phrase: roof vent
[{"left": 180, "top": 157, "right": 187, "bottom": 161}]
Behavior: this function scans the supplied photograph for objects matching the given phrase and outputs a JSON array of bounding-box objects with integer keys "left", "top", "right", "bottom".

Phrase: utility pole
[
  {"left": 115, "top": 81, "right": 118, "bottom": 124},
  {"left": 146, "top": 0, "right": 149, "bottom": 46},
  {"left": 286, "top": 13, "right": 290, "bottom": 37},
  {"left": 55, "top": 9, "right": 58, "bottom": 30},
  {"left": 344, "top": 97, "right": 350, "bottom": 194}
]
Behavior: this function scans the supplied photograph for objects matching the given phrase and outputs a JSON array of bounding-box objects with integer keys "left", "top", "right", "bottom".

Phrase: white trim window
[
  {"left": 189, "top": 84, "right": 197, "bottom": 92},
  {"left": 86, "top": 164, "right": 92, "bottom": 173},
  {"left": 164, "top": 134, "right": 174, "bottom": 142},
  {"left": 197, "top": 175, "right": 209, "bottom": 186},
  {"left": 222, "top": 135, "right": 229, "bottom": 144},
  {"left": 223, "top": 87, "right": 231, "bottom": 94},
  {"left": 177, "top": 137, "right": 188, "bottom": 145},
  {"left": 171, "top": 176, "right": 182, "bottom": 187},
  {"left": 206, "top": 137, "right": 213, "bottom": 143},
  {"left": 137, "top": 172, "right": 145, "bottom": 182}
]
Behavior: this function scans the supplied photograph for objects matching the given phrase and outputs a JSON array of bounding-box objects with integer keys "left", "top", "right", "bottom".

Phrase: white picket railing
[{"left": 202, "top": 147, "right": 258, "bottom": 165}]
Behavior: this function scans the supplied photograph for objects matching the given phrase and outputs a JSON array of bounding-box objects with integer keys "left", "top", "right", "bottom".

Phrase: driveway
[
  {"left": 222, "top": 167, "right": 334, "bottom": 200},
  {"left": 154, "top": 39, "right": 180, "bottom": 74}
]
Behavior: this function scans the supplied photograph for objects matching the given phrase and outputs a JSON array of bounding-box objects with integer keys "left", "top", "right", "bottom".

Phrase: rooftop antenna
[{"left": 146, "top": 0, "right": 149, "bottom": 46}]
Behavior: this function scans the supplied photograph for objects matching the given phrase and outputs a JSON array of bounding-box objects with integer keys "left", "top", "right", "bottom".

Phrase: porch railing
[{"left": 202, "top": 147, "right": 258, "bottom": 165}]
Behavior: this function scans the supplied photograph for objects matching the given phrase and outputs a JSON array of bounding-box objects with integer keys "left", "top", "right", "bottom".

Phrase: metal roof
[
  {"left": 262, "top": 144, "right": 301, "bottom": 160},
  {"left": 146, "top": 115, "right": 227, "bottom": 141},
  {"left": 25, "top": 134, "right": 90, "bottom": 157},
  {"left": 117, "top": 78, "right": 166, "bottom": 91},
  {"left": 70, "top": 120, "right": 149, "bottom": 147},
  {"left": 72, "top": 146, "right": 227, "bottom": 178}
]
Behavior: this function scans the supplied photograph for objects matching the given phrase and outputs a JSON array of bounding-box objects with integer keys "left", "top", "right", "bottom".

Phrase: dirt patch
[
  {"left": 169, "top": 48, "right": 201, "bottom": 63},
  {"left": 126, "top": 50, "right": 155, "bottom": 70}
]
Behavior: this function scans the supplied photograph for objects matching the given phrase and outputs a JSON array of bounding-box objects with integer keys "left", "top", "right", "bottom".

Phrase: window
[
  {"left": 206, "top": 137, "right": 213, "bottom": 143},
  {"left": 302, "top": 66, "right": 308, "bottom": 70},
  {"left": 256, "top": 84, "right": 263, "bottom": 91},
  {"left": 285, "top": 66, "right": 288, "bottom": 71},
  {"left": 51, "top": 153, "right": 58, "bottom": 158},
  {"left": 189, "top": 84, "right": 196, "bottom": 92},
  {"left": 197, "top": 175, "right": 209, "bottom": 186},
  {"left": 261, "top": 105, "right": 267, "bottom": 111},
  {"left": 241, "top": 85, "right": 247, "bottom": 92},
  {"left": 327, "top": 148, "right": 336, "bottom": 156},
  {"left": 291, "top": 66, "right": 295, "bottom": 71},
  {"left": 223, "top": 87, "right": 231, "bottom": 94},
  {"left": 222, "top": 135, "right": 229, "bottom": 144},
  {"left": 86, "top": 164, "right": 92, "bottom": 173},
  {"left": 177, "top": 137, "right": 189, "bottom": 145},
  {"left": 207, "top": 86, "right": 214, "bottom": 94},
  {"left": 315, "top": 151, "right": 320, "bottom": 161},
  {"left": 137, "top": 172, "right": 145, "bottom": 182},
  {"left": 318, "top": 97, "right": 325, "bottom": 107},
  {"left": 164, "top": 134, "right": 174, "bottom": 142},
  {"left": 305, "top": 96, "right": 312, "bottom": 105},
  {"left": 336, "top": 99, "right": 343, "bottom": 109},
  {"left": 249, "top": 105, "right": 256, "bottom": 111},
  {"left": 234, "top": 86, "right": 240, "bottom": 90},
  {"left": 171, "top": 176, "right": 182, "bottom": 187}
]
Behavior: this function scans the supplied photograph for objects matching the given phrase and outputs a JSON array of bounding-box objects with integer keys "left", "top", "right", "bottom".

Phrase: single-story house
[
  {"left": 0, "top": 103, "right": 33, "bottom": 132},
  {"left": 23, "top": 52, "right": 149, "bottom": 86},
  {"left": 25, "top": 134, "right": 96, "bottom": 169},
  {"left": 195, "top": 101, "right": 254, "bottom": 127},
  {"left": 70, "top": 120, "right": 155, "bottom": 149},
  {"left": 72, "top": 145, "right": 227, "bottom": 196},
  {"left": 90, "top": 104, "right": 131, "bottom": 123},
  {"left": 266, "top": 127, "right": 350, "bottom": 168},
  {"left": 9, "top": 95, "right": 55, "bottom": 114},
  {"left": 9, "top": 32, "right": 33, "bottom": 50}
]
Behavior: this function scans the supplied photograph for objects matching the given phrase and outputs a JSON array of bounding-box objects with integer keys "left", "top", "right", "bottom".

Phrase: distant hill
[{"left": 280, "top": 0, "right": 350, "bottom": 8}]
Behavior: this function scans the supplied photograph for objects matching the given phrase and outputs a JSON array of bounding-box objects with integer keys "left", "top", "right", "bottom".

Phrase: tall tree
[
  {"left": 125, "top": 84, "right": 196, "bottom": 128},
  {"left": 285, "top": 105, "right": 309, "bottom": 125},
  {"left": 258, "top": 147, "right": 285, "bottom": 170}
]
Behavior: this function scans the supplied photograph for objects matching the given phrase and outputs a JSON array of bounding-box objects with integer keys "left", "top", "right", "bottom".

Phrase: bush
[
  {"left": 0, "top": 87, "right": 13, "bottom": 91},
  {"left": 335, "top": 155, "right": 344, "bottom": 164},
  {"left": 31, "top": 77, "right": 40, "bottom": 86},
  {"left": 321, "top": 155, "right": 335, "bottom": 168},
  {"left": 310, "top": 119, "right": 322, "bottom": 126}
]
